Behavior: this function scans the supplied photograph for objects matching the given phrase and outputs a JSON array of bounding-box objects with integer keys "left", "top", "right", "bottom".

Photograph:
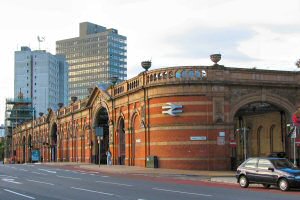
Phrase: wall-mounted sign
[
  {"left": 190, "top": 136, "right": 207, "bottom": 141},
  {"left": 162, "top": 103, "right": 183, "bottom": 116},
  {"left": 219, "top": 131, "right": 225, "bottom": 137},
  {"left": 217, "top": 136, "right": 225, "bottom": 145},
  {"left": 95, "top": 127, "right": 103, "bottom": 137}
]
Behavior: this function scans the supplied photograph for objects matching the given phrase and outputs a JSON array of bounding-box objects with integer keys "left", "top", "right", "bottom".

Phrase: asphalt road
[{"left": 0, "top": 163, "right": 299, "bottom": 200}]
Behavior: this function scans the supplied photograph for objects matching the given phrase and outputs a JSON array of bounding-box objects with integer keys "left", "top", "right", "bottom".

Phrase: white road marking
[
  {"left": 96, "top": 180, "right": 133, "bottom": 187},
  {"left": 71, "top": 187, "right": 117, "bottom": 197},
  {"left": 1, "top": 178, "right": 22, "bottom": 184},
  {"left": 24, "top": 164, "right": 35, "bottom": 167},
  {"left": 27, "top": 179, "right": 54, "bottom": 186},
  {"left": 89, "top": 174, "right": 95, "bottom": 176},
  {"left": 38, "top": 169, "right": 57, "bottom": 173},
  {"left": 89, "top": 171, "right": 99, "bottom": 174},
  {"left": 20, "top": 169, "right": 29, "bottom": 172},
  {"left": 101, "top": 175, "right": 109, "bottom": 178},
  {"left": 4, "top": 189, "right": 35, "bottom": 199},
  {"left": 31, "top": 171, "right": 47, "bottom": 175},
  {"left": 152, "top": 188, "right": 212, "bottom": 197},
  {"left": 0, "top": 175, "right": 18, "bottom": 179},
  {"left": 56, "top": 175, "right": 81, "bottom": 180}
]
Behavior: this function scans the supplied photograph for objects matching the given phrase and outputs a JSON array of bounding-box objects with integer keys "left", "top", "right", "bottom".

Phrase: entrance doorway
[
  {"left": 93, "top": 107, "right": 109, "bottom": 164},
  {"left": 51, "top": 123, "right": 57, "bottom": 162},
  {"left": 232, "top": 102, "right": 288, "bottom": 167}
]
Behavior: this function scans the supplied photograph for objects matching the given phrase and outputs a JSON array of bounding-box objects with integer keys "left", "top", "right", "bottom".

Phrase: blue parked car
[{"left": 236, "top": 157, "right": 300, "bottom": 191}]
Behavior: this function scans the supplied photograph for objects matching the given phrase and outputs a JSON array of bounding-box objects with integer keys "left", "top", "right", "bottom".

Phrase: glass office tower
[{"left": 56, "top": 22, "right": 127, "bottom": 100}]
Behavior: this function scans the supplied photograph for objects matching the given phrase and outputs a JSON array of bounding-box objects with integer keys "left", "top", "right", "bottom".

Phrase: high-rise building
[
  {"left": 56, "top": 22, "right": 127, "bottom": 100},
  {"left": 14, "top": 46, "right": 69, "bottom": 116}
]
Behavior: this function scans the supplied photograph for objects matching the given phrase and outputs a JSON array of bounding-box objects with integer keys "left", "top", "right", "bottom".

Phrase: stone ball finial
[
  {"left": 210, "top": 54, "right": 221, "bottom": 65},
  {"left": 58, "top": 103, "right": 64, "bottom": 108},
  {"left": 71, "top": 96, "right": 78, "bottom": 103},
  {"left": 141, "top": 60, "right": 152, "bottom": 71}
]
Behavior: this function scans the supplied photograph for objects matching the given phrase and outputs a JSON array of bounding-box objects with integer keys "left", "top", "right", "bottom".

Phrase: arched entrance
[
  {"left": 232, "top": 102, "right": 290, "bottom": 166},
  {"left": 118, "top": 118, "right": 125, "bottom": 165},
  {"left": 22, "top": 136, "right": 26, "bottom": 163},
  {"left": 131, "top": 114, "right": 140, "bottom": 166},
  {"left": 28, "top": 135, "right": 32, "bottom": 163},
  {"left": 93, "top": 107, "right": 109, "bottom": 164},
  {"left": 50, "top": 123, "right": 57, "bottom": 162}
]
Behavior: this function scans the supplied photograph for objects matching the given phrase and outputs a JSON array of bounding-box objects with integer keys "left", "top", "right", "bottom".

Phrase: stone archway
[
  {"left": 117, "top": 117, "right": 125, "bottom": 165},
  {"left": 28, "top": 135, "right": 32, "bottom": 163},
  {"left": 50, "top": 123, "right": 58, "bottom": 162},
  {"left": 92, "top": 107, "right": 109, "bottom": 165},
  {"left": 232, "top": 101, "right": 291, "bottom": 166},
  {"left": 22, "top": 136, "right": 26, "bottom": 163},
  {"left": 130, "top": 113, "right": 140, "bottom": 166}
]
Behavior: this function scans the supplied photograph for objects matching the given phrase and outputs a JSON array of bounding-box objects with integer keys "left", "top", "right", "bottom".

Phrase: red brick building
[{"left": 12, "top": 59, "right": 300, "bottom": 170}]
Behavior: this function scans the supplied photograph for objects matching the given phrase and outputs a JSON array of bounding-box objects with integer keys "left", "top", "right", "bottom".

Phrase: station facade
[{"left": 12, "top": 61, "right": 300, "bottom": 170}]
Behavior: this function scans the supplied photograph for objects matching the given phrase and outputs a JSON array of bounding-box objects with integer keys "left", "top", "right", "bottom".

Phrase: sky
[{"left": 1, "top": 0, "right": 300, "bottom": 124}]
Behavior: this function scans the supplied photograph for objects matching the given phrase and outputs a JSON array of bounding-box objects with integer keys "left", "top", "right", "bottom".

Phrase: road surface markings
[
  {"left": 0, "top": 175, "right": 18, "bottom": 179},
  {"left": 31, "top": 171, "right": 47, "bottom": 175},
  {"left": 24, "top": 164, "right": 35, "bottom": 167},
  {"left": 101, "top": 175, "right": 109, "bottom": 178},
  {"left": 70, "top": 187, "right": 118, "bottom": 197},
  {"left": 20, "top": 169, "right": 29, "bottom": 172},
  {"left": 38, "top": 169, "right": 57, "bottom": 173},
  {"left": 89, "top": 171, "right": 99, "bottom": 174},
  {"left": 152, "top": 188, "right": 212, "bottom": 197},
  {"left": 96, "top": 180, "right": 133, "bottom": 187},
  {"left": 27, "top": 179, "right": 54, "bottom": 186},
  {"left": 4, "top": 189, "right": 35, "bottom": 199},
  {"left": 1, "top": 178, "right": 22, "bottom": 184},
  {"left": 56, "top": 175, "right": 81, "bottom": 180}
]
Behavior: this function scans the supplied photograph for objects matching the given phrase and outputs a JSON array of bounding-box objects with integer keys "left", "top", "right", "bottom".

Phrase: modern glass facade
[{"left": 56, "top": 22, "right": 127, "bottom": 100}]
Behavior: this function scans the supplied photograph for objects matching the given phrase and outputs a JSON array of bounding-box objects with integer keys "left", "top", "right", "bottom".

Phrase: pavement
[{"left": 42, "top": 162, "right": 237, "bottom": 184}]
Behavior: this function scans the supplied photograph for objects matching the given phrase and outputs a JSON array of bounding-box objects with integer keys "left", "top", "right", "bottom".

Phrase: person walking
[{"left": 106, "top": 149, "right": 112, "bottom": 165}]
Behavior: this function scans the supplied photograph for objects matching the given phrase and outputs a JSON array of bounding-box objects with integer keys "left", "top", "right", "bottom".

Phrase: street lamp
[{"left": 236, "top": 127, "right": 250, "bottom": 160}]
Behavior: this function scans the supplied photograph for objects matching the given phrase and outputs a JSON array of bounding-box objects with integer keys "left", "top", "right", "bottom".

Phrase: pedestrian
[{"left": 106, "top": 149, "right": 112, "bottom": 165}]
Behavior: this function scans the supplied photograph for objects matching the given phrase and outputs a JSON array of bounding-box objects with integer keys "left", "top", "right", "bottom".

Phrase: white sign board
[
  {"left": 219, "top": 131, "right": 225, "bottom": 137},
  {"left": 136, "top": 139, "right": 141, "bottom": 143},
  {"left": 190, "top": 136, "right": 207, "bottom": 141}
]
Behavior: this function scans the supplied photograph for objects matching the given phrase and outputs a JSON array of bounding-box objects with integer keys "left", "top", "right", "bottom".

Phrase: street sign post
[{"left": 95, "top": 127, "right": 103, "bottom": 167}]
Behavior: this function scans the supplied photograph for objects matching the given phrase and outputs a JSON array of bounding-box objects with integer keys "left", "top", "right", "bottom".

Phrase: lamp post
[
  {"left": 236, "top": 127, "right": 249, "bottom": 160},
  {"left": 287, "top": 123, "right": 297, "bottom": 166}
]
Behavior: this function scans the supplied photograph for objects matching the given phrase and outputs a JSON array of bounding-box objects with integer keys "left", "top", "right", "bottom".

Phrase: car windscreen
[{"left": 271, "top": 159, "right": 294, "bottom": 169}]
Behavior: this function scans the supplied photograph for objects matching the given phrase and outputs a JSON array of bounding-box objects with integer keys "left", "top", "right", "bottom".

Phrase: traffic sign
[
  {"left": 296, "top": 138, "right": 300, "bottom": 147},
  {"left": 230, "top": 140, "right": 237, "bottom": 147}
]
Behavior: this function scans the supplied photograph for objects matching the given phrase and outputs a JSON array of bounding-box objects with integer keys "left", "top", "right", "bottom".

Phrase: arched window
[
  {"left": 257, "top": 126, "right": 263, "bottom": 156},
  {"left": 270, "top": 125, "right": 275, "bottom": 153}
]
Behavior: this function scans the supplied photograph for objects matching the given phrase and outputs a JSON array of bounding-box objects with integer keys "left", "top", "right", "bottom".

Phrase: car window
[
  {"left": 258, "top": 159, "right": 273, "bottom": 170},
  {"left": 244, "top": 158, "right": 257, "bottom": 168},
  {"left": 271, "top": 159, "right": 294, "bottom": 169}
]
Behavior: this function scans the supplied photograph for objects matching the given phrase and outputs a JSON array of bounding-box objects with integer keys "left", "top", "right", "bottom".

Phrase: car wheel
[
  {"left": 239, "top": 175, "right": 249, "bottom": 188},
  {"left": 278, "top": 178, "right": 289, "bottom": 191},
  {"left": 262, "top": 184, "right": 270, "bottom": 189}
]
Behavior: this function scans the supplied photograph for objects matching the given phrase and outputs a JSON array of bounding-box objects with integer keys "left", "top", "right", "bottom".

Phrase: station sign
[{"left": 190, "top": 136, "right": 207, "bottom": 141}]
